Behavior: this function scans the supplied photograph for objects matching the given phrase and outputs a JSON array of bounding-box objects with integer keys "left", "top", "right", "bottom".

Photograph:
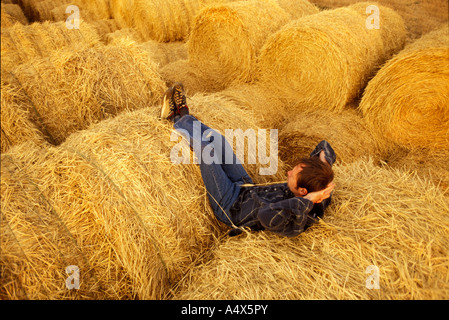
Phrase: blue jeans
[{"left": 173, "top": 115, "right": 253, "bottom": 226}]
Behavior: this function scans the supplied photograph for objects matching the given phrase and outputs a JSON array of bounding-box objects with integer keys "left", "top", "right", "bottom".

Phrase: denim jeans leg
[{"left": 173, "top": 115, "right": 250, "bottom": 226}]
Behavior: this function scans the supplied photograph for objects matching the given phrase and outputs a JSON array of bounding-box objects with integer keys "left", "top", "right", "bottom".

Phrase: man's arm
[
  {"left": 310, "top": 140, "right": 336, "bottom": 166},
  {"left": 257, "top": 197, "right": 314, "bottom": 237}
]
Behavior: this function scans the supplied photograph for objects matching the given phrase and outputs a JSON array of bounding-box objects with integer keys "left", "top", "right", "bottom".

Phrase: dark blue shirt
[{"left": 228, "top": 140, "right": 336, "bottom": 237}]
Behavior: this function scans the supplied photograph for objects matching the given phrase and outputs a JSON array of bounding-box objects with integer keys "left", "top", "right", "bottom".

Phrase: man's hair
[{"left": 295, "top": 156, "right": 334, "bottom": 193}]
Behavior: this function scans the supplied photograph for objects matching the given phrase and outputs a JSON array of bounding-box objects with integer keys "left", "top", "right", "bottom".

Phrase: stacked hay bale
[
  {"left": 256, "top": 4, "right": 406, "bottom": 115},
  {"left": 1, "top": 20, "right": 101, "bottom": 72},
  {"left": 1, "top": 109, "right": 218, "bottom": 299},
  {"left": 348, "top": 2, "right": 409, "bottom": 60},
  {"left": 1, "top": 94, "right": 288, "bottom": 299},
  {"left": 1, "top": 3, "right": 28, "bottom": 27},
  {"left": 162, "top": 0, "right": 319, "bottom": 93},
  {"left": 359, "top": 26, "right": 449, "bottom": 152},
  {"left": 110, "top": 0, "right": 230, "bottom": 43},
  {"left": 358, "top": 26, "right": 449, "bottom": 193},
  {"left": 7, "top": 42, "right": 166, "bottom": 146},
  {"left": 172, "top": 159, "right": 449, "bottom": 299},
  {"left": 185, "top": 0, "right": 291, "bottom": 90}
]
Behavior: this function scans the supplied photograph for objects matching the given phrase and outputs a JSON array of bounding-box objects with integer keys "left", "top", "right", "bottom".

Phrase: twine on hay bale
[
  {"left": 9, "top": 42, "right": 166, "bottom": 145},
  {"left": 358, "top": 26, "right": 449, "bottom": 152},
  {"left": 187, "top": 0, "right": 290, "bottom": 89},
  {"left": 256, "top": 5, "right": 406, "bottom": 113},
  {"left": 1, "top": 20, "right": 101, "bottom": 72},
  {"left": 172, "top": 159, "right": 449, "bottom": 300},
  {"left": 1, "top": 93, "right": 287, "bottom": 299}
]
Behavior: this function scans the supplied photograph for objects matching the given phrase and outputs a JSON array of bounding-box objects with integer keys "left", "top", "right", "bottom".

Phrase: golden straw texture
[
  {"left": 275, "top": 0, "right": 319, "bottom": 20},
  {"left": 1, "top": 20, "right": 101, "bottom": 72},
  {"left": 10, "top": 42, "right": 166, "bottom": 145},
  {"left": 187, "top": 0, "right": 290, "bottom": 89},
  {"left": 1, "top": 82, "right": 45, "bottom": 153},
  {"left": 359, "top": 26, "right": 449, "bottom": 152},
  {"left": 107, "top": 35, "right": 188, "bottom": 69},
  {"left": 172, "top": 159, "right": 449, "bottom": 299},
  {"left": 18, "top": 0, "right": 110, "bottom": 21},
  {"left": 1, "top": 3, "right": 28, "bottom": 28},
  {"left": 1, "top": 94, "right": 287, "bottom": 299},
  {"left": 257, "top": 6, "right": 406, "bottom": 112},
  {"left": 110, "top": 0, "right": 236, "bottom": 42}
]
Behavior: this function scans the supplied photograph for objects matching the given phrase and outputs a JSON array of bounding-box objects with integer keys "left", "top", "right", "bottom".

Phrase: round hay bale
[
  {"left": 1, "top": 141, "right": 126, "bottom": 300},
  {"left": 75, "top": 0, "right": 111, "bottom": 20},
  {"left": 187, "top": 0, "right": 290, "bottom": 89},
  {"left": 11, "top": 42, "right": 166, "bottom": 145},
  {"left": 172, "top": 159, "right": 449, "bottom": 299},
  {"left": 1, "top": 94, "right": 287, "bottom": 299},
  {"left": 1, "top": 20, "right": 101, "bottom": 72},
  {"left": 0, "top": 113, "right": 219, "bottom": 299},
  {"left": 275, "top": 0, "right": 319, "bottom": 20},
  {"left": 1, "top": 3, "right": 28, "bottom": 28},
  {"left": 20, "top": 0, "right": 110, "bottom": 22},
  {"left": 256, "top": 6, "right": 406, "bottom": 113},
  {"left": 348, "top": 2, "right": 407, "bottom": 59},
  {"left": 108, "top": 37, "right": 188, "bottom": 69},
  {"left": 278, "top": 107, "right": 381, "bottom": 167},
  {"left": 358, "top": 26, "right": 449, "bottom": 152},
  {"left": 110, "top": 0, "right": 236, "bottom": 42}
]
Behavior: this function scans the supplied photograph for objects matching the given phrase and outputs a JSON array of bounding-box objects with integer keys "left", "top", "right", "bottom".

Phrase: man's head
[{"left": 287, "top": 156, "right": 334, "bottom": 197}]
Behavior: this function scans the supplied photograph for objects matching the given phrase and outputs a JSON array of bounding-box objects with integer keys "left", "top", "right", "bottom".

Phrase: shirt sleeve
[
  {"left": 309, "top": 140, "right": 336, "bottom": 166},
  {"left": 257, "top": 197, "right": 314, "bottom": 237}
]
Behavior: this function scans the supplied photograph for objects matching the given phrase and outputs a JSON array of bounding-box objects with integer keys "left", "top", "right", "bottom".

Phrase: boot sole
[{"left": 160, "top": 88, "right": 174, "bottom": 119}]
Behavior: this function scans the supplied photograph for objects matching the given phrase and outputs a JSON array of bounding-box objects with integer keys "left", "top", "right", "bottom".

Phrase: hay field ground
[{"left": 1, "top": 0, "right": 448, "bottom": 300}]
